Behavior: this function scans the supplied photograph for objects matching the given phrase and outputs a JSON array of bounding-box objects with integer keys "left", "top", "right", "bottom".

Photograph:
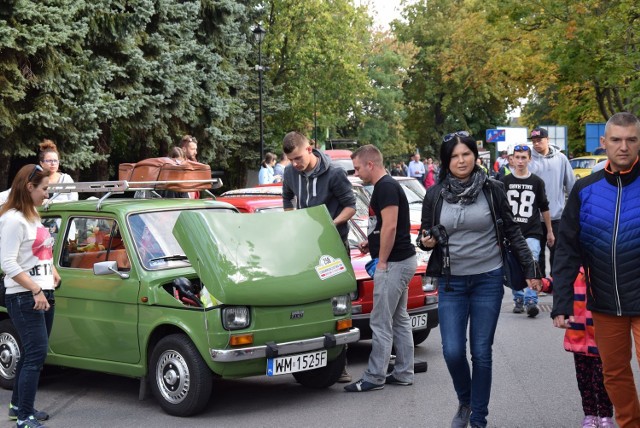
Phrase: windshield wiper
[{"left": 149, "top": 254, "right": 189, "bottom": 263}]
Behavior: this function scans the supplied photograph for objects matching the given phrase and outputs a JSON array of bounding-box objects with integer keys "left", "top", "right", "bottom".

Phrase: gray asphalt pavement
[{"left": 1, "top": 292, "right": 634, "bottom": 427}]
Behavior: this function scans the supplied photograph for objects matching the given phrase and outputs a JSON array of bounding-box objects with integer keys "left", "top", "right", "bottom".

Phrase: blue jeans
[
  {"left": 438, "top": 267, "right": 504, "bottom": 428},
  {"left": 363, "top": 255, "right": 416, "bottom": 385},
  {"left": 512, "top": 237, "right": 541, "bottom": 305},
  {"left": 6, "top": 290, "right": 55, "bottom": 420}
]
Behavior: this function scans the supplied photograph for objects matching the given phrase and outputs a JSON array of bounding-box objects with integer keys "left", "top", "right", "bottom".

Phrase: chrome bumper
[{"left": 210, "top": 328, "right": 360, "bottom": 362}]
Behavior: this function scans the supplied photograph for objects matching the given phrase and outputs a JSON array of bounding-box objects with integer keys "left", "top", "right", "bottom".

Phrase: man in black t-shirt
[
  {"left": 344, "top": 145, "right": 416, "bottom": 392},
  {"left": 501, "top": 144, "right": 555, "bottom": 317}
]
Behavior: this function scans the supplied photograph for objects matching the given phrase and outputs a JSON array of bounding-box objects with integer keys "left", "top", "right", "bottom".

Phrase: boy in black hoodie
[
  {"left": 282, "top": 131, "right": 357, "bottom": 383},
  {"left": 282, "top": 132, "right": 356, "bottom": 244}
]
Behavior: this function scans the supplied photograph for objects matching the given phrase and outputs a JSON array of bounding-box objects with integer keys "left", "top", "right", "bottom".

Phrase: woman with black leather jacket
[{"left": 417, "top": 132, "right": 540, "bottom": 428}]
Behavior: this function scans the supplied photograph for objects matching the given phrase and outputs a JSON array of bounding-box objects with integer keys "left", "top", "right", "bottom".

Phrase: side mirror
[{"left": 94, "top": 261, "right": 129, "bottom": 279}]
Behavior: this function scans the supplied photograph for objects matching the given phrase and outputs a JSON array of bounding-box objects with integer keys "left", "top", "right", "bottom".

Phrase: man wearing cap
[{"left": 528, "top": 127, "right": 575, "bottom": 276}]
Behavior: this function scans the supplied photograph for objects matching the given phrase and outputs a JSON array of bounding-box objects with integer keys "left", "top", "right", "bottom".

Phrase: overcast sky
[{"left": 364, "top": 0, "right": 406, "bottom": 29}]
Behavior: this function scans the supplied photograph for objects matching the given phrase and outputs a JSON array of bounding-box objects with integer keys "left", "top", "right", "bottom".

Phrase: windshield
[
  {"left": 332, "top": 159, "right": 355, "bottom": 174},
  {"left": 402, "top": 185, "right": 424, "bottom": 205},
  {"left": 571, "top": 158, "right": 596, "bottom": 169},
  {"left": 399, "top": 178, "right": 426, "bottom": 199},
  {"left": 347, "top": 220, "right": 367, "bottom": 249},
  {"left": 128, "top": 208, "right": 236, "bottom": 270}
]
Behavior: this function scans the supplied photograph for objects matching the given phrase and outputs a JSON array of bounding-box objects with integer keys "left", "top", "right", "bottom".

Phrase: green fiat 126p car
[{"left": 0, "top": 181, "right": 359, "bottom": 416}]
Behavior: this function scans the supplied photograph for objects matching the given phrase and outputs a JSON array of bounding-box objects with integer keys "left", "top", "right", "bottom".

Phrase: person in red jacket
[{"left": 493, "top": 150, "right": 508, "bottom": 173}]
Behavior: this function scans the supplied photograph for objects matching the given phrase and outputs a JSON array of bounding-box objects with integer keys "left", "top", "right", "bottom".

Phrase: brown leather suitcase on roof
[
  {"left": 118, "top": 163, "right": 135, "bottom": 181},
  {"left": 157, "top": 160, "right": 211, "bottom": 191},
  {"left": 118, "top": 157, "right": 211, "bottom": 191}
]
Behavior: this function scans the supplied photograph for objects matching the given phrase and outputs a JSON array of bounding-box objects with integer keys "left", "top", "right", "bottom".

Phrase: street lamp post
[
  {"left": 253, "top": 24, "right": 267, "bottom": 161},
  {"left": 313, "top": 88, "right": 318, "bottom": 144}
]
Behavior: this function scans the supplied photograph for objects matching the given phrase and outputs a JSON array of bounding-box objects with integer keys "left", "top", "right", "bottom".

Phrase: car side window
[
  {"left": 60, "top": 217, "right": 131, "bottom": 271},
  {"left": 41, "top": 217, "right": 62, "bottom": 241}
]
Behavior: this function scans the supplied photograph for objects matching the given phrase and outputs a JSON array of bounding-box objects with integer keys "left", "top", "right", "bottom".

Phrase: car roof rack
[{"left": 44, "top": 178, "right": 223, "bottom": 212}]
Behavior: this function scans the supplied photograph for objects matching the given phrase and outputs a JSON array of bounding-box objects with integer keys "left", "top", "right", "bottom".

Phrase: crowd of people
[
  {"left": 338, "top": 113, "right": 639, "bottom": 428},
  {"left": 389, "top": 155, "right": 441, "bottom": 190},
  {"left": 1, "top": 112, "right": 640, "bottom": 428}
]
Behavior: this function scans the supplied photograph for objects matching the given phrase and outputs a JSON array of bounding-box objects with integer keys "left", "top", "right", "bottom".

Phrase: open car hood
[{"left": 172, "top": 206, "right": 356, "bottom": 306}]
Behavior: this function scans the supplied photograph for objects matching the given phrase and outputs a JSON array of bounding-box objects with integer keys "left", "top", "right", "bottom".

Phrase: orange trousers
[{"left": 592, "top": 312, "right": 640, "bottom": 428}]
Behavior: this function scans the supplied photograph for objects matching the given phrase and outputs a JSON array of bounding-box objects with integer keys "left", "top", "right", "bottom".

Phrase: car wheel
[
  {"left": 149, "top": 334, "right": 212, "bottom": 416},
  {"left": 0, "top": 319, "right": 21, "bottom": 390},
  {"left": 412, "top": 328, "right": 431, "bottom": 346},
  {"left": 293, "top": 347, "right": 346, "bottom": 388}
]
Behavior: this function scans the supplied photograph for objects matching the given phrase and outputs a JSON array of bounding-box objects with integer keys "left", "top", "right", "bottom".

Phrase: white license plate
[
  {"left": 410, "top": 313, "right": 428, "bottom": 330},
  {"left": 266, "top": 350, "right": 328, "bottom": 376}
]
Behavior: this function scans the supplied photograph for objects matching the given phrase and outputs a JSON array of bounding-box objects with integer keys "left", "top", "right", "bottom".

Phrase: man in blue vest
[{"left": 552, "top": 112, "right": 640, "bottom": 428}]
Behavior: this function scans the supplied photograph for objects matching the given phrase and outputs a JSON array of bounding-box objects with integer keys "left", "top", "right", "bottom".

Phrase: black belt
[{"left": 9, "top": 289, "right": 55, "bottom": 297}]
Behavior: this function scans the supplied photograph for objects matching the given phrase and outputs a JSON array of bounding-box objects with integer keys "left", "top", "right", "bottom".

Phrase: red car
[
  {"left": 215, "top": 194, "right": 439, "bottom": 345},
  {"left": 324, "top": 149, "right": 355, "bottom": 174},
  {"left": 222, "top": 182, "right": 370, "bottom": 230}
]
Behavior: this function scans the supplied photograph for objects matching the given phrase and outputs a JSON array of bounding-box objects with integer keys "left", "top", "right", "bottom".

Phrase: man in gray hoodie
[
  {"left": 282, "top": 131, "right": 357, "bottom": 383},
  {"left": 528, "top": 127, "right": 575, "bottom": 276},
  {"left": 282, "top": 132, "right": 356, "bottom": 243}
]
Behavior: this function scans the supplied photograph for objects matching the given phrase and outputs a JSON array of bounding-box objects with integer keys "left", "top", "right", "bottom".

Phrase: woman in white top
[
  {"left": 258, "top": 152, "right": 280, "bottom": 184},
  {"left": 0, "top": 164, "right": 60, "bottom": 425},
  {"left": 39, "top": 139, "right": 78, "bottom": 202}
]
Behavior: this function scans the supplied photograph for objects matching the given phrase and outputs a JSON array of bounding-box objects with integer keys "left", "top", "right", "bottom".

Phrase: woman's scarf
[{"left": 441, "top": 166, "right": 487, "bottom": 206}]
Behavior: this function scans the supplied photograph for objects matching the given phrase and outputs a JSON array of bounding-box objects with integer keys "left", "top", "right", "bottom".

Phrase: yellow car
[{"left": 570, "top": 155, "right": 607, "bottom": 178}]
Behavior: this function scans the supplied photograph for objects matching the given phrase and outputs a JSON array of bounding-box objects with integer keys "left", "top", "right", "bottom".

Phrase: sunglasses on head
[
  {"left": 443, "top": 131, "right": 470, "bottom": 143},
  {"left": 28, "top": 165, "right": 44, "bottom": 182},
  {"left": 514, "top": 145, "right": 530, "bottom": 151}
]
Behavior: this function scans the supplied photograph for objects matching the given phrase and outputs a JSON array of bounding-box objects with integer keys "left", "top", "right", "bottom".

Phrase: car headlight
[
  {"left": 222, "top": 306, "right": 251, "bottom": 330},
  {"left": 422, "top": 276, "right": 437, "bottom": 292},
  {"left": 332, "top": 295, "right": 351, "bottom": 316}
]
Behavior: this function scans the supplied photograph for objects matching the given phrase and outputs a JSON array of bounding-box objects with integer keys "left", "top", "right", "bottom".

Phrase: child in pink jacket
[{"left": 541, "top": 268, "right": 614, "bottom": 428}]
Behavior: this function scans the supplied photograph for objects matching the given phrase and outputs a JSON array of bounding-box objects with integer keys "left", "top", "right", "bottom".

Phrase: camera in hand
[{"left": 429, "top": 224, "right": 448, "bottom": 247}]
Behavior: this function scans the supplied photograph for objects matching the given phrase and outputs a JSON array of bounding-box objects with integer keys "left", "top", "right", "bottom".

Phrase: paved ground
[{"left": 1, "top": 292, "right": 636, "bottom": 427}]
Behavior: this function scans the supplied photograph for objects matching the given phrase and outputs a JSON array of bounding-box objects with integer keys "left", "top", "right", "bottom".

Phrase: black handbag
[
  {"left": 488, "top": 185, "right": 530, "bottom": 291},
  {"left": 501, "top": 239, "right": 528, "bottom": 291}
]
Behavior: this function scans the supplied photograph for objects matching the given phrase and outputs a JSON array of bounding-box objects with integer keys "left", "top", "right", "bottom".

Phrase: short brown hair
[
  {"left": 351, "top": 144, "right": 383, "bottom": 167},
  {"left": 282, "top": 131, "right": 310, "bottom": 154}
]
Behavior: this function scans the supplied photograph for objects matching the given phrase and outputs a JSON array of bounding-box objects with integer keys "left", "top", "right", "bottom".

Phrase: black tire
[
  {"left": 412, "top": 328, "right": 431, "bottom": 346},
  {"left": 149, "top": 334, "right": 213, "bottom": 417},
  {"left": 0, "top": 319, "right": 21, "bottom": 390},
  {"left": 293, "top": 347, "right": 346, "bottom": 389}
]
